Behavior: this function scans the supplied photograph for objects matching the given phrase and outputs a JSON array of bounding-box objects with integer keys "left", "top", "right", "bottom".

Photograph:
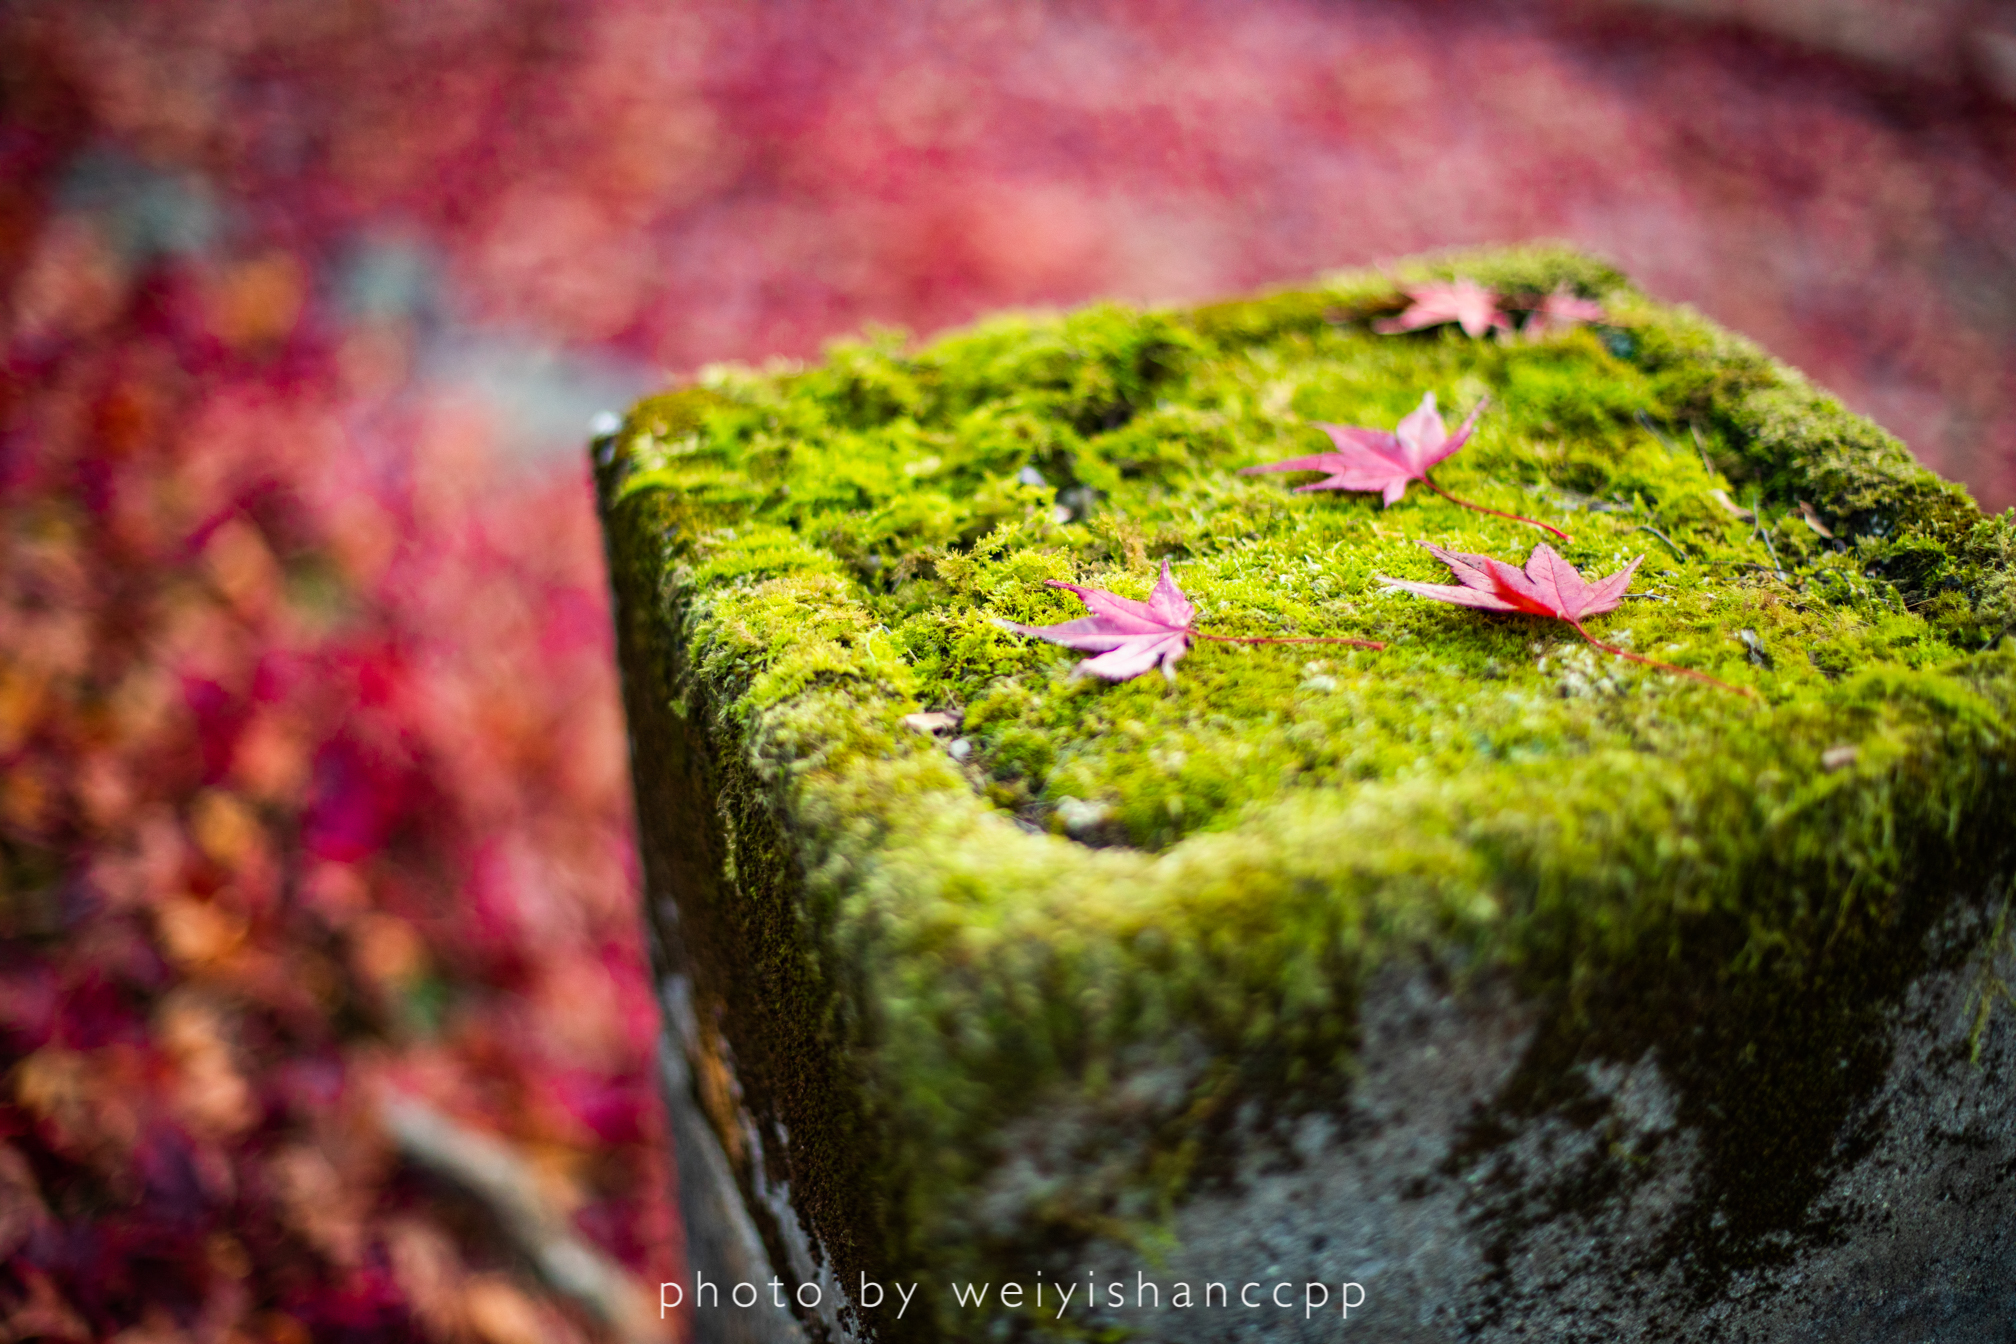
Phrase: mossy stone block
[{"left": 595, "top": 246, "right": 2016, "bottom": 1343}]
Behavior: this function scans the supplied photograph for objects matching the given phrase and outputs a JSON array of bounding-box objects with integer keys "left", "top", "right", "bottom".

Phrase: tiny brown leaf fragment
[
  {"left": 1709, "top": 488, "right": 1756, "bottom": 522},
  {"left": 1798, "top": 500, "right": 1836, "bottom": 538}
]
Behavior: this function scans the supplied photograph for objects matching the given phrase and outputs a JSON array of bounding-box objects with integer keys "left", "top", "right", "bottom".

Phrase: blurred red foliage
[
  {"left": 0, "top": 247, "right": 674, "bottom": 1344},
  {"left": 0, "top": 45, "right": 675, "bottom": 1336},
  {"left": 11, "top": 0, "right": 2016, "bottom": 489},
  {"left": 1, "top": 0, "right": 2013, "bottom": 1340}
]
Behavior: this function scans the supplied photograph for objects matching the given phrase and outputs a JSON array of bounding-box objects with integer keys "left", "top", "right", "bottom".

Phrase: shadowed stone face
[
  {"left": 1080, "top": 916, "right": 2016, "bottom": 1342},
  {"left": 596, "top": 247, "right": 2016, "bottom": 1342}
]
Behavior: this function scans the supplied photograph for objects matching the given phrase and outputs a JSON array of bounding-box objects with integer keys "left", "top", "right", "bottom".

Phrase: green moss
[{"left": 599, "top": 244, "right": 2016, "bottom": 1340}]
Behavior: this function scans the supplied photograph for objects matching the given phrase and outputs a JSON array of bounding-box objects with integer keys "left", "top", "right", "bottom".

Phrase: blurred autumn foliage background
[{"left": 0, "top": 1, "right": 2013, "bottom": 1342}]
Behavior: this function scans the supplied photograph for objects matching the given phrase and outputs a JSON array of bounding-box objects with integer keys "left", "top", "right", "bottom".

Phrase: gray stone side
[
  {"left": 656, "top": 975, "right": 807, "bottom": 1344},
  {"left": 1067, "top": 896, "right": 2016, "bottom": 1342}
]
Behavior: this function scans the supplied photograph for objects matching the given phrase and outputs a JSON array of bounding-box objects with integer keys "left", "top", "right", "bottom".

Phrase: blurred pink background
[{"left": 1, "top": 2, "right": 2012, "bottom": 1341}]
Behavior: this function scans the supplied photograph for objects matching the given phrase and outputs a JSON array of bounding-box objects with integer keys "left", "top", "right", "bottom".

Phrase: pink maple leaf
[
  {"left": 1523, "top": 286, "right": 1606, "bottom": 340},
  {"left": 1379, "top": 541, "right": 1751, "bottom": 694},
  {"left": 1241, "top": 394, "right": 1569, "bottom": 540},
  {"left": 996, "top": 558, "right": 1197, "bottom": 682},
  {"left": 996, "top": 560, "right": 1383, "bottom": 683},
  {"left": 1242, "top": 392, "right": 1483, "bottom": 507},
  {"left": 1374, "top": 279, "right": 1511, "bottom": 338}
]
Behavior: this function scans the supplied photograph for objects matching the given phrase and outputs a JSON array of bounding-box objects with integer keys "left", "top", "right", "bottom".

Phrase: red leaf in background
[
  {"left": 1374, "top": 279, "right": 1512, "bottom": 338},
  {"left": 1243, "top": 395, "right": 1570, "bottom": 541},
  {"left": 1380, "top": 541, "right": 1751, "bottom": 694},
  {"left": 1524, "top": 286, "right": 1606, "bottom": 339},
  {"left": 997, "top": 560, "right": 1384, "bottom": 683},
  {"left": 997, "top": 559, "right": 1197, "bottom": 682}
]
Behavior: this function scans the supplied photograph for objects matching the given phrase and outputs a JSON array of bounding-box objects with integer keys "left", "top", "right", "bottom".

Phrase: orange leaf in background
[
  {"left": 159, "top": 993, "right": 257, "bottom": 1138},
  {"left": 205, "top": 252, "right": 307, "bottom": 351}
]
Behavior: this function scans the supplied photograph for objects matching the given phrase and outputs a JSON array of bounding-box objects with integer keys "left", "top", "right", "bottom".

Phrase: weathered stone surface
[
  {"left": 1079, "top": 902, "right": 2016, "bottom": 1341},
  {"left": 595, "top": 246, "right": 2016, "bottom": 1342}
]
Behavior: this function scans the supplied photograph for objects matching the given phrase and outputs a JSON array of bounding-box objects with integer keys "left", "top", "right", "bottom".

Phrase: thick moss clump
[{"left": 596, "top": 246, "right": 2016, "bottom": 1342}]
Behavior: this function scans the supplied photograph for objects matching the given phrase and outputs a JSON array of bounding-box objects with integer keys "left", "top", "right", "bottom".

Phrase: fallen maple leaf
[
  {"left": 997, "top": 560, "right": 1383, "bottom": 683},
  {"left": 1379, "top": 541, "right": 1752, "bottom": 694},
  {"left": 1242, "top": 393, "right": 1570, "bottom": 541},
  {"left": 996, "top": 558, "right": 1197, "bottom": 682},
  {"left": 1522, "top": 286, "right": 1605, "bottom": 339},
  {"left": 1374, "top": 279, "right": 1511, "bottom": 338}
]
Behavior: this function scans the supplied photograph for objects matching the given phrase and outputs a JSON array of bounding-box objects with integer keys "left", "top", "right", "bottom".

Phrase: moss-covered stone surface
[{"left": 596, "top": 246, "right": 2016, "bottom": 1342}]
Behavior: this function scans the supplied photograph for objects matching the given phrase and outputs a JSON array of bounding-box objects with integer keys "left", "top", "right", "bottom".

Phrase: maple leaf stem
[
  {"left": 1419, "top": 473, "right": 1571, "bottom": 542},
  {"left": 1197, "top": 633, "right": 1387, "bottom": 650},
  {"left": 1569, "top": 622, "right": 1756, "bottom": 698}
]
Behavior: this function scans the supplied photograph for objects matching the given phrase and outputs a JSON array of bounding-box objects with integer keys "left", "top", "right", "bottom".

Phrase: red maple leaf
[
  {"left": 1242, "top": 392, "right": 1480, "bottom": 506},
  {"left": 997, "top": 560, "right": 1382, "bottom": 683},
  {"left": 1374, "top": 279, "right": 1512, "bottom": 338},
  {"left": 1379, "top": 541, "right": 1752, "bottom": 694},
  {"left": 1241, "top": 394, "right": 1570, "bottom": 541},
  {"left": 1523, "top": 286, "right": 1605, "bottom": 340}
]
